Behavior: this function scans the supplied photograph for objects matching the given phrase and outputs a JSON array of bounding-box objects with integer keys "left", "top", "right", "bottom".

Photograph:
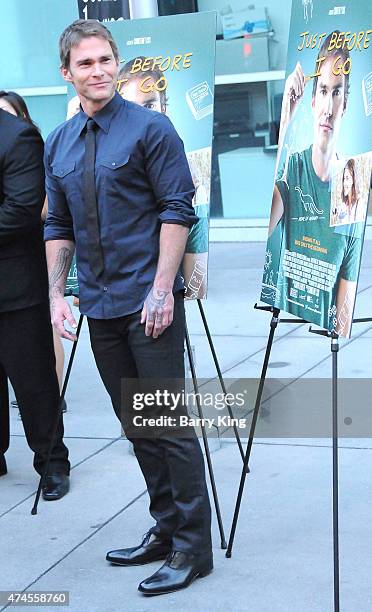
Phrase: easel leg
[
  {"left": 331, "top": 335, "right": 340, "bottom": 612},
  {"left": 226, "top": 308, "right": 280, "bottom": 557},
  {"left": 185, "top": 323, "right": 227, "bottom": 549},
  {"left": 197, "top": 299, "right": 245, "bottom": 463},
  {"left": 31, "top": 314, "right": 84, "bottom": 515},
  {"left": 60, "top": 314, "right": 84, "bottom": 401}
]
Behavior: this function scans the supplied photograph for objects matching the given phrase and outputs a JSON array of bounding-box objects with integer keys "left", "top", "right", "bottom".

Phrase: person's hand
[
  {"left": 283, "top": 62, "right": 307, "bottom": 124},
  {"left": 50, "top": 294, "right": 77, "bottom": 341},
  {"left": 141, "top": 287, "right": 174, "bottom": 338}
]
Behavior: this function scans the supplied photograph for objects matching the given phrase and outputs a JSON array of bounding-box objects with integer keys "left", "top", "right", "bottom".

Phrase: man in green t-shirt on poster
[{"left": 262, "top": 31, "right": 363, "bottom": 337}]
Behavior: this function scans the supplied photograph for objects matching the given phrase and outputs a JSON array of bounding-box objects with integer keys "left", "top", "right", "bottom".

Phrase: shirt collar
[{"left": 77, "top": 91, "right": 124, "bottom": 135}]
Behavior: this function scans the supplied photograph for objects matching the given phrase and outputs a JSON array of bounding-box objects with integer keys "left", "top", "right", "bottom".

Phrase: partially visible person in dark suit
[
  {"left": 0, "top": 105, "right": 70, "bottom": 500},
  {"left": 0, "top": 91, "right": 67, "bottom": 414}
]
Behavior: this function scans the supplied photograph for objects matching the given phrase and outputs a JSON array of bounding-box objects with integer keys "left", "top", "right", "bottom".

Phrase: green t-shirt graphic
[
  {"left": 261, "top": 147, "right": 362, "bottom": 332},
  {"left": 186, "top": 204, "right": 209, "bottom": 254}
]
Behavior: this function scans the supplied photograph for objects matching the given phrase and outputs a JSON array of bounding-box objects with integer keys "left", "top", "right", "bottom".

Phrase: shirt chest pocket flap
[
  {"left": 100, "top": 155, "right": 130, "bottom": 171},
  {"left": 52, "top": 161, "right": 76, "bottom": 179}
]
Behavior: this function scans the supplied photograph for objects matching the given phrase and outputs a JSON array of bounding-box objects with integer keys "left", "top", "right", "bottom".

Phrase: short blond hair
[{"left": 59, "top": 19, "right": 119, "bottom": 69}]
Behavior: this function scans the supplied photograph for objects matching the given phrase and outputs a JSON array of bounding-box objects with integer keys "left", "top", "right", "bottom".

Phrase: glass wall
[
  {"left": 0, "top": 0, "right": 78, "bottom": 139},
  {"left": 0, "top": 0, "right": 314, "bottom": 227}
]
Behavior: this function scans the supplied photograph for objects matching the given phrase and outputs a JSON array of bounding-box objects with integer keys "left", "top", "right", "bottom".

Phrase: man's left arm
[
  {"left": 335, "top": 278, "right": 357, "bottom": 337},
  {"left": 141, "top": 114, "right": 197, "bottom": 338},
  {"left": 141, "top": 224, "right": 189, "bottom": 338},
  {"left": 335, "top": 234, "right": 363, "bottom": 337}
]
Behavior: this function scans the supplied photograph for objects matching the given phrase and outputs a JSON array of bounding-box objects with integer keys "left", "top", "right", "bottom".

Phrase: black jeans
[
  {"left": 0, "top": 303, "right": 70, "bottom": 476},
  {"left": 88, "top": 292, "right": 212, "bottom": 555}
]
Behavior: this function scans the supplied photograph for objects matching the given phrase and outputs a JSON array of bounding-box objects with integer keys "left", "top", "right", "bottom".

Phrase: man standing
[
  {"left": 0, "top": 108, "right": 70, "bottom": 498},
  {"left": 44, "top": 20, "right": 212, "bottom": 595},
  {"left": 265, "top": 31, "right": 362, "bottom": 337}
]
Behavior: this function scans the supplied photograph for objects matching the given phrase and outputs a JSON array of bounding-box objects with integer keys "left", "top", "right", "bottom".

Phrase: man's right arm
[
  {"left": 44, "top": 139, "right": 77, "bottom": 341},
  {"left": 275, "top": 62, "right": 307, "bottom": 176},
  {"left": 46, "top": 239, "right": 77, "bottom": 341},
  {"left": 268, "top": 63, "right": 306, "bottom": 236}
]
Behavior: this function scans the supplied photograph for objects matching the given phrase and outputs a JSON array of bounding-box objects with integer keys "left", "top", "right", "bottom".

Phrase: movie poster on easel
[
  {"left": 110, "top": 12, "right": 216, "bottom": 300},
  {"left": 260, "top": 0, "right": 372, "bottom": 337}
]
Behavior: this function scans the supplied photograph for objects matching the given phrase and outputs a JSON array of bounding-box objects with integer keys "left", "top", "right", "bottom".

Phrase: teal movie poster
[
  {"left": 67, "top": 12, "right": 216, "bottom": 300},
  {"left": 260, "top": 0, "right": 372, "bottom": 337}
]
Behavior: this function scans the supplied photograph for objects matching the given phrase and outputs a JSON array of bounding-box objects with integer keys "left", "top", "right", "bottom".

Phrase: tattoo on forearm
[
  {"left": 49, "top": 247, "right": 73, "bottom": 289},
  {"left": 50, "top": 286, "right": 63, "bottom": 299},
  {"left": 49, "top": 286, "right": 64, "bottom": 314}
]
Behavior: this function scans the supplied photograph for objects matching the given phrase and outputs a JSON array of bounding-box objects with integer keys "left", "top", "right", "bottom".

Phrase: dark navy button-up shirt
[{"left": 44, "top": 92, "right": 197, "bottom": 319}]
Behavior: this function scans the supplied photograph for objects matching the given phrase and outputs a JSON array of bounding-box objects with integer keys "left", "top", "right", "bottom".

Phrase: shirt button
[
  {"left": 111, "top": 162, "right": 116, "bottom": 166},
  {"left": 103, "top": 286, "right": 108, "bottom": 292}
]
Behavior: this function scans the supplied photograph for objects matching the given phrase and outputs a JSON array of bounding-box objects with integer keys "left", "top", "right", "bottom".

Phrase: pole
[
  {"left": 331, "top": 334, "right": 340, "bottom": 612},
  {"left": 197, "top": 299, "right": 245, "bottom": 463},
  {"left": 185, "top": 323, "right": 227, "bottom": 549},
  {"left": 226, "top": 308, "right": 280, "bottom": 557},
  {"left": 129, "top": 0, "right": 158, "bottom": 18},
  {"left": 31, "top": 314, "right": 84, "bottom": 515}
]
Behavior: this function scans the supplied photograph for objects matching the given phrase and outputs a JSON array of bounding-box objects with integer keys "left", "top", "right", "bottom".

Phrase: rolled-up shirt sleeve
[
  {"left": 144, "top": 113, "right": 198, "bottom": 228},
  {"left": 43, "top": 142, "right": 75, "bottom": 242}
]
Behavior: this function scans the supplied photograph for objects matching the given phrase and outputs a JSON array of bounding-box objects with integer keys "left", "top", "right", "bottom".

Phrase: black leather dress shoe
[
  {"left": 138, "top": 550, "right": 213, "bottom": 595},
  {"left": 106, "top": 530, "right": 172, "bottom": 566},
  {"left": 42, "top": 474, "right": 70, "bottom": 501},
  {"left": 0, "top": 454, "right": 7, "bottom": 477}
]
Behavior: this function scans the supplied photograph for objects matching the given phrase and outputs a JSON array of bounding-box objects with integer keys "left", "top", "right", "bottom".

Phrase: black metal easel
[
  {"left": 309, "top": 328, "right": 340, "bottom": 612},
  {"left": 196, "top": 299, "right": 245, "bottom": 462},
  {"left": 31, "top": 300, "right": 232, "bottom": 549},
  {"left": 185, "top": 323, "right": 226, "bottom": 549},
  {"left": 225, "top": 303, "right": 372, "bottom": 612},
  {"left": 31, "top": 312, "right": 84, "bottom": 515}
]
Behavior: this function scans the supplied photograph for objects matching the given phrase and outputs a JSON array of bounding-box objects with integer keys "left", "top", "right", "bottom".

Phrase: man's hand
[
  {"left": 50, "top": 289, "right": 77, "bottom": 342},
  {"left": 283, "top": 62, "right": 307, "bottom": 124},
  {"left": 141, "top": 287, "right": 174, "bottom": 339}
]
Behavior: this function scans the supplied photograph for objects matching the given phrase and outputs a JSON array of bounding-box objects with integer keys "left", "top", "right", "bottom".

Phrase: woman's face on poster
[{"left": 343, "top": 167, "right": 353, "bottom": 198}]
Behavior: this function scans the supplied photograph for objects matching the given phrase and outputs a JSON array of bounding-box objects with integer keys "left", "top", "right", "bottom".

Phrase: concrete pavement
[{"left": 1, "top": 240, "right": 371, "bottom": 612}]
